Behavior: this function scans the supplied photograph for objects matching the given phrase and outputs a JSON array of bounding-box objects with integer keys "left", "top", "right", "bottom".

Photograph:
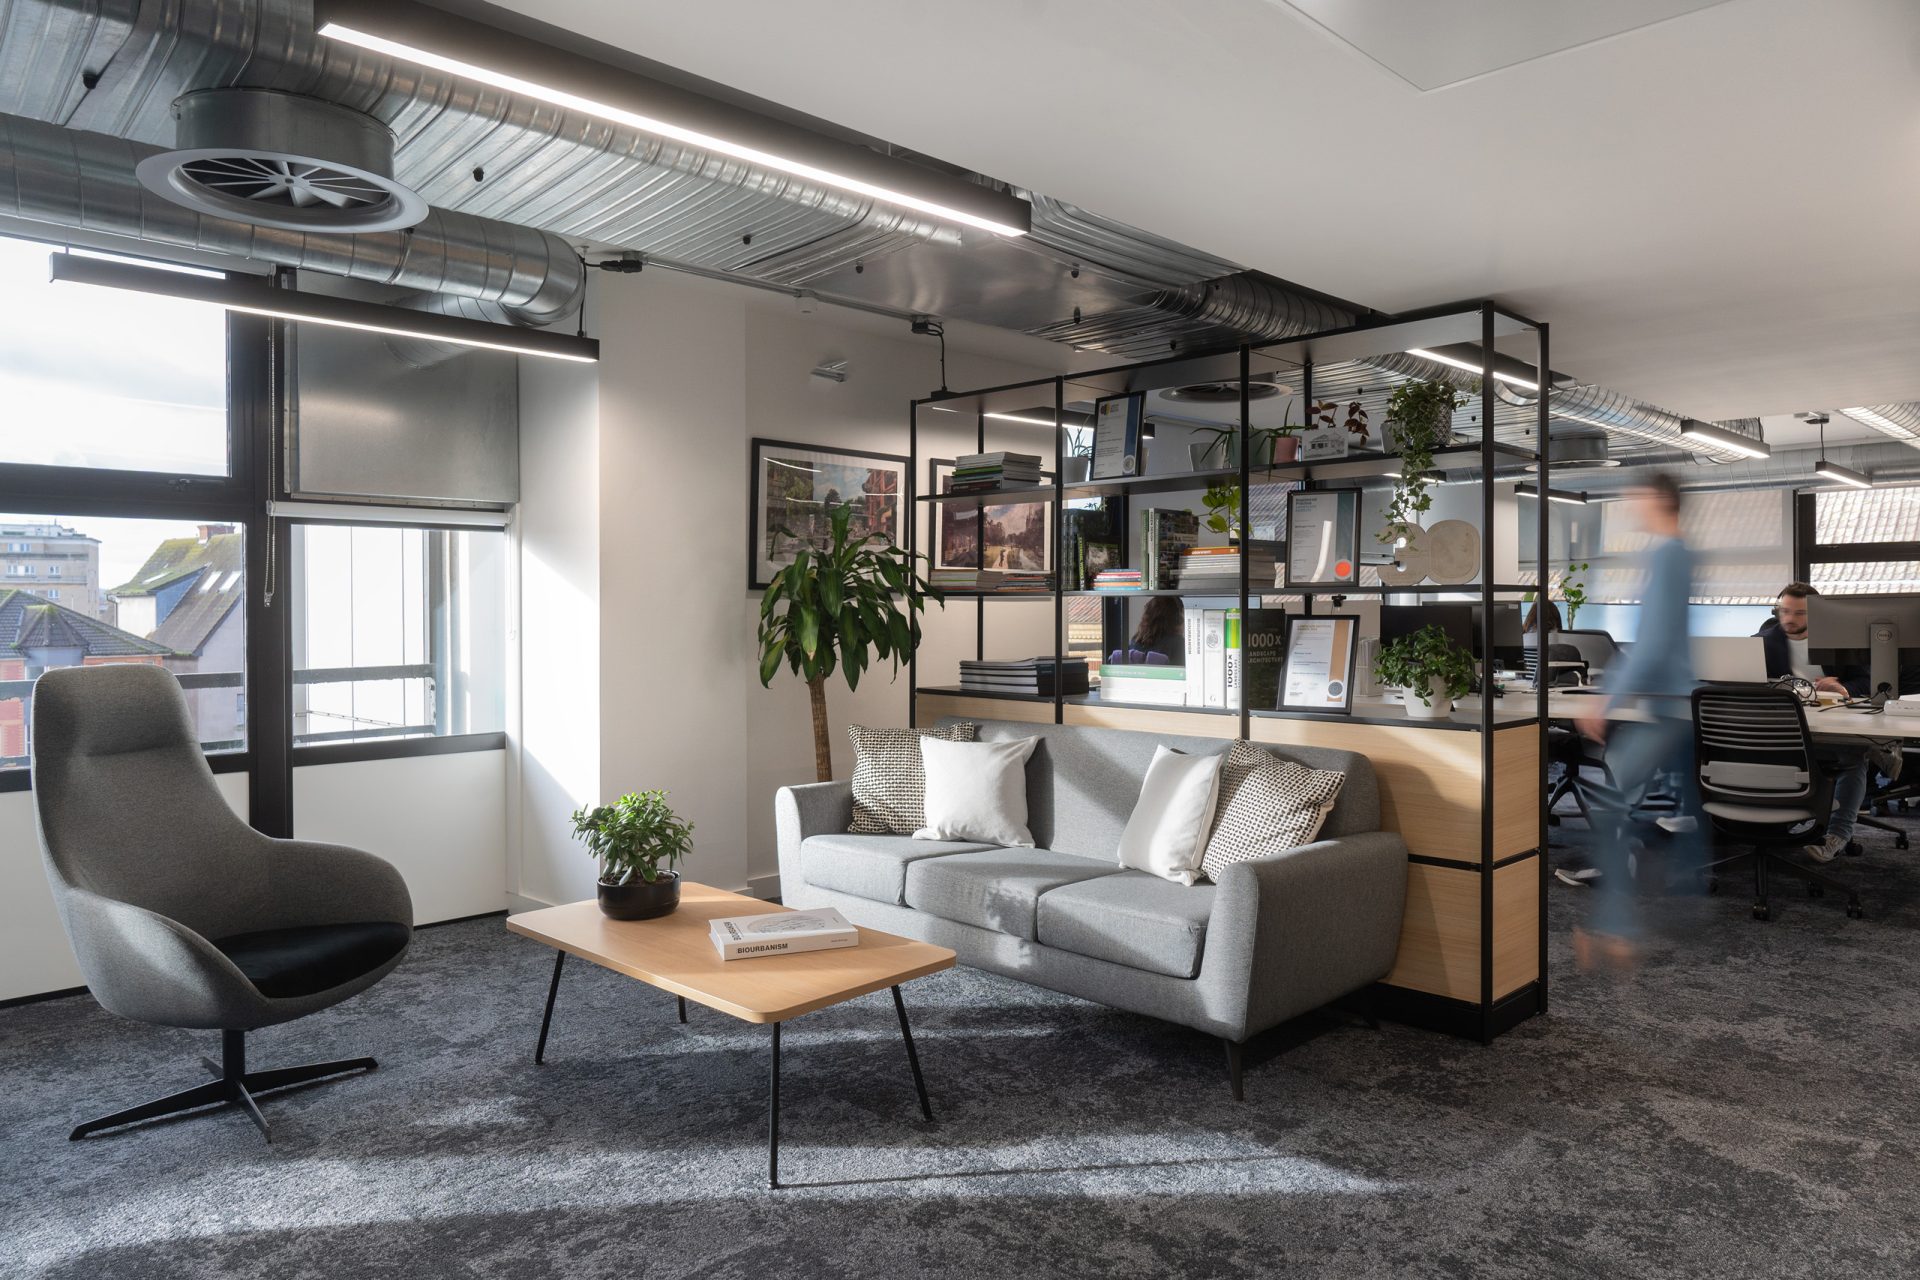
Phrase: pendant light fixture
[{"left": 1809, "top": 413, "right": 1873, "bottom": 489}]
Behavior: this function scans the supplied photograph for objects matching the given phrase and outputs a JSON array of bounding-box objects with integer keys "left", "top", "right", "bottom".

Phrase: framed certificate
[
  {"left": 1281, "top": 615, "right": 1359, "bottom": 712},
  {"left": 1091, "top": 392, "right": 1144, "bottom": 480},
  {"left": 1284, "top": 489, "right": 1360, "bottom": 587}
]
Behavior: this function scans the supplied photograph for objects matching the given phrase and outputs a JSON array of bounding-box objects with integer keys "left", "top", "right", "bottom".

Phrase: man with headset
[{"left": 1757, "top": 583, "right": 1874, "bottom": 863}]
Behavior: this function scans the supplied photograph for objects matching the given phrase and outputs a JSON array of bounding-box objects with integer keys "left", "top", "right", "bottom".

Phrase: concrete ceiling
[{"left": 487, "top": 0, "right": 1920, "bottom": 423}]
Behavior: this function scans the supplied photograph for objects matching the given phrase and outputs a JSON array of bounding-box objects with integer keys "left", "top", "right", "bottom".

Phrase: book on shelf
[
  {"left": 1092, "top": 568, "right": 1144, "bottom": 592},
  {"left": 710, "top": 907, "right": 859, "bottom": 960},
  {"left": 1236, "top": 610, "right": 1290, "bottom": 710},
  {"left": 1098, "top": 662, "right": 1188, "bottom": 707},
  {"left": 1141, "top": 508, "right": 1199, "bottom": 591},
  {"left": 959, "top": 656, "right": 1089, "bottom": 696},
  {"left": 1175, "top": 540, "right": 1280, "bottom": 592}
]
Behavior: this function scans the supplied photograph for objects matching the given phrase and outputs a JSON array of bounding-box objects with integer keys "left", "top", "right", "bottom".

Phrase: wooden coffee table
[{"left": 506, "top": 883, "right": 955, "bottom": 1188}]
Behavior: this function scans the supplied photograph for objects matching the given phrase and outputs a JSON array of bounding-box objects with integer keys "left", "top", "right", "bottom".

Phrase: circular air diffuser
[
  {"left": 1161, "top": 376, "right": 1292, "bottom": 404},
  {"left": 136, "top": 89, "right": 427, "bottom": 234}
]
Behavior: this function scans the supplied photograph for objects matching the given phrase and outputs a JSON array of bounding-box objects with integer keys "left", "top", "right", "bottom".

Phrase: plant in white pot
[
  {"left": 570, "top": 790, "right": 695, "bottom": 920},
  {"left": 1374, "top": 623, "right": 1476, "bottom": 720}
]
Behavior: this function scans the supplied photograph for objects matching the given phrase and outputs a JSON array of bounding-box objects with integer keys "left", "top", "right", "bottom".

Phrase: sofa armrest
[
  {"left": 1203, "top": 830, "right": 1409, "bottom": 1039},
  {"left": 773, "top": 781, "right": 854, "bottom": 903}
]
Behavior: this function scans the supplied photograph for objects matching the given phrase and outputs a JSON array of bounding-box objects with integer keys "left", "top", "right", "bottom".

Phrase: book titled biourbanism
[{"left": 709, "top": 907, "right": 860, "bottom": 960}]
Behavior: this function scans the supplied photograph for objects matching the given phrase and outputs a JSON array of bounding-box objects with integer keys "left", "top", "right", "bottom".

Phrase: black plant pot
[{"left": 597, "top": 871, "right": 681, "bottom": 921}]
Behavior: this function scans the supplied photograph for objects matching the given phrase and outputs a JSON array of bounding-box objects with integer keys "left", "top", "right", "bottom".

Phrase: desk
[{"left": 1530, "top": 690, "right": 1920, "bottom": 741}]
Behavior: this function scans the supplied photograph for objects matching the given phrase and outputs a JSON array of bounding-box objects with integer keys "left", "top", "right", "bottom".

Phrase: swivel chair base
[
  {"left": 69, "top": 1028, "right": 375, "bottom": 1143},
  {"left": 1703, "top": 844, "right": 1863, "bottom": 922}
]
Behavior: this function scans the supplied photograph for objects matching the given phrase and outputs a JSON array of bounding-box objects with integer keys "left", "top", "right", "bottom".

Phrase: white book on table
[{"left": 710, "top": 907, "right": 860, "bottom": 960}]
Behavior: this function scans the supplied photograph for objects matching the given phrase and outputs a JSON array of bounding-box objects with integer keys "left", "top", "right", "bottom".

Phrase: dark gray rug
[{"left": 4, "top": 815, "right": 1920, "bottom": 1279}]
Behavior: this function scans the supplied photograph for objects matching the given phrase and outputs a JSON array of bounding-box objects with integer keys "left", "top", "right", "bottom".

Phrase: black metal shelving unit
[{"left": 905, "top": 301, "right": 1554, "bottom": 1042}]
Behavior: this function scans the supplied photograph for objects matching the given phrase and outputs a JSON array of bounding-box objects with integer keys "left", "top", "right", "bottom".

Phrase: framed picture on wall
[
  {"left": 930, "top": 460, "right": 1054, "bottom": 574},
  {"left": 748, "top": 438, "right": 908, "bottom": 590}
]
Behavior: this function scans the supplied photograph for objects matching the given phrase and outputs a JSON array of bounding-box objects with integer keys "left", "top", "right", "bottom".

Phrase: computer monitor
[
  {"left": 1380, "top": 603, "right": 1523, "bottom": 666},
  {"left": 1806, "top": 594, "right": 1920, "bottom": 703},
  {"left": 1692, "top": 635, "right": 1769, "bottom": 683}
]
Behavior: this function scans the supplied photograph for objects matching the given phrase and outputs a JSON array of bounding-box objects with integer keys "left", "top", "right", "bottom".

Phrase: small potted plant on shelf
[
  {"left": 1374, "top": 623, "right": 1476, "bottom": 720},
  {"left": 1063, "top": 427, "right": 1094, "bottom": 485},
  {"left": 1378, "top": 378, "right": 1468, "bottom": 544},
  {"left": 1189, "top": 424, "right": 1291, "bottom": 470},
  {"left": 1201, "top": 481, "right": 1241, "bottom": 541},
  {"left": 571, "top": 790, "right": 695, "bottom": 921}
]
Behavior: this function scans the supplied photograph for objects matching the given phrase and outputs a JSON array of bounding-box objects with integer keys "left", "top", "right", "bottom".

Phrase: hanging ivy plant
[{"left": 1378, "top": 379, "right": 1467, "bottom": 543}]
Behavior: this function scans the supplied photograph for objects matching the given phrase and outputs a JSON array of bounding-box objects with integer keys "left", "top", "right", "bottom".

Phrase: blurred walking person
[{"left": 1574, "top": 473, "right": 1701, "bottom": 970}]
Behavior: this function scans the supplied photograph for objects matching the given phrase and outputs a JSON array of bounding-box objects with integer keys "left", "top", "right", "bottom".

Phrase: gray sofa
[{"left": 775, "top": 717, "right": 1409, "bottom": 1097}]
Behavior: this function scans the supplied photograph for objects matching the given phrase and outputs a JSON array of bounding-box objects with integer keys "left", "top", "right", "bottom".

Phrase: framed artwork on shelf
[
  {"left": 748, "top": 438, "right": 907, "bottom": 590},
  {"left": 1283, "top": 488, "right": 1361, "bottom": 588},
  {"left": 1280, "top": 615, "right": 1359, "bottom": 713},
  {"left": 930, "top": 460, "right": 1054, "bottom": 574}
]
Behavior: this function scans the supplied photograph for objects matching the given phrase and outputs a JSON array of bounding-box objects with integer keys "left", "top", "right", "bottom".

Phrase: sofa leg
[{"left": 1224, "top": 1039, "right": 1245, "bottom": 1102}]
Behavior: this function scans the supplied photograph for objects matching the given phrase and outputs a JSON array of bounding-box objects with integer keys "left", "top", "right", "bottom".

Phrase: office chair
[
  {"left": 1691, "top": 684, "right": 1860, "bottom": 921},
  {"left": 1557, "top": 629, "right": 1617, "bottom": 675},
  {"left": 32, "top": 665, "right": 414, "bottom": 1142}
]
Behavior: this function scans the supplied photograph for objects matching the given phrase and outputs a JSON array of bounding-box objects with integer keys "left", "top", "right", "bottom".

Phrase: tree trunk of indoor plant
[{"left": 807, "top": 673, "right": 832, "bottom": 782}]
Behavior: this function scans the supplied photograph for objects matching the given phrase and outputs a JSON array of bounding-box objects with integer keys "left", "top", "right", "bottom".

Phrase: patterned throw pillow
[
  {"left": 1199, "top": 740, "right": 1346, "bottom": 883},
  {"left": 847, "top": 723, "right": 978, "bottom": 834}
]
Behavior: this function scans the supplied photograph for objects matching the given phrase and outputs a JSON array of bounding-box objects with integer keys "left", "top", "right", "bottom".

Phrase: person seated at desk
[{"left": 1759, "top": 582, "right": 1872, "bottom": 863}]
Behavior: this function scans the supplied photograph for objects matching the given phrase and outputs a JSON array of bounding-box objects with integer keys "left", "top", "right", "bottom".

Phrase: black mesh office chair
[{"left": 1692, "top": 685, "right": 1860, "bottom": 921}]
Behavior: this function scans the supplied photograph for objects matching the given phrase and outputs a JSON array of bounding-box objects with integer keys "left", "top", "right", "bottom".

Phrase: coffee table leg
[
  {"left": 892, "top": 985, "right": 934, "bottom": 1122},
  {"left": 768, "top": 1021, "right": 782, "bottom": 1190},
  {"left": 678, "top": 996, "right": 687, "bottom": 1024},
  {"left": 534, "top": 950, "right": 565, "bottom": 1065}
]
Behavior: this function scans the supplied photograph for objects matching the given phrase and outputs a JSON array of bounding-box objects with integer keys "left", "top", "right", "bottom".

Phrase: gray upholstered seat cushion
[
  {"left": 904, "top": 848, "right": 1122, "bottom": 940},
  {"left": 1036, "top": 872, "right": 1216, "bottom": 979},
  {"left": 799, "top": 833, "right": 995, "bottom": 905}
]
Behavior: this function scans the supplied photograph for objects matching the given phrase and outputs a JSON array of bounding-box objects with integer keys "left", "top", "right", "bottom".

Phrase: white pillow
[
  {"left": 1117, "top": 745, "right": 1225, "bottom": 885},
  {"left": 915, "top": 735, "right": 1040, "bottom": 847}
]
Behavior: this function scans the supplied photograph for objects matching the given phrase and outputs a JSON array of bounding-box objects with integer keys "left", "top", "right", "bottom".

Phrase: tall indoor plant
[
  {"left": 758, "top": 500, "right": 940, "bottom": 782},
  {"left": 570, "top": 790, "right": 695, "bottom": 920}
]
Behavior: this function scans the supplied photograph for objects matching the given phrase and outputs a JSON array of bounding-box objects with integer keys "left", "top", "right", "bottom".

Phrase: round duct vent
[
  {"left": 1524, "top": 434, "right": 1621, "bottom": 471},
  {"left": 1161, "top": 376, "right": 1291, "bottom": 404},
  {"left": 135, "top": 89, "right": 427, "bottom": 234}
]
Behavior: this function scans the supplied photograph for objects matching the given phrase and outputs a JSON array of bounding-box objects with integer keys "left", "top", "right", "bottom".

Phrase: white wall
[
  {"left": 511, "top": 269, "right": 1066, "bottom": 906},
  {"left": 0, "top": 771, "right": 248, "bottom": 1002},
  {"left": 293, "top": 752, "right": 507, "bottom": 924}
]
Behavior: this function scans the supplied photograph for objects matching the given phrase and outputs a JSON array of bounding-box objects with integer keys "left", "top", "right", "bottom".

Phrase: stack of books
[
  {"left": 959, "top": 656, "right": 1090, "bottom": 696},
  {"left": 1098, "top": 662, "right": 1188, "bottom": 707},
  {"left": 950, "top": 452, "right": 1043, "bottom": 494},
  {"left": 710, "top": 907, "right": 860, "bottom": 961},
  {"left": 1175, "top": 542, "right": 1279, "bottom": 593},
  {"left": 929, "top": 568, "right": 1057, "bottom": 594},
  {"left": 1092, "top": 568, "right": 1144, "bottom": 592},
  {"left": 1141, "top": 509, "right": 1199, "bottom": 590}
]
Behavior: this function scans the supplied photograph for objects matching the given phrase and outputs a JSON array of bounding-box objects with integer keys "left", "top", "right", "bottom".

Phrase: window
[
  {"left": 1808, "top": 560, "right": 1920, "bottom": 595},
  {"left": 1801, "top": 484, "right": 1920, "bottom": 594},
  {"left": 291, "top": 523, "right": 505, "bottom": 746},
  {"left": 0, "top": 514, "right": 245, "bottom": 768},
  {"left": 1578, "top": 489, "right": 1793, "bottom": 605},
  {"left": 0, "top": 236, "right": 229, "bottom": 476}
]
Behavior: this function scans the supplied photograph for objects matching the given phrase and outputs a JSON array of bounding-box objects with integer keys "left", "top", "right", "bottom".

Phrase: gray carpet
[{"left": 5, "top": 816, "right": 1920, "bottom": 1279}]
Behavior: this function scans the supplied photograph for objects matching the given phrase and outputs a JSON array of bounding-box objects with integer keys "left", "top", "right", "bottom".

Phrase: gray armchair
[{"left": 31, "top": 664, "right": 413, "bottom": 1142}]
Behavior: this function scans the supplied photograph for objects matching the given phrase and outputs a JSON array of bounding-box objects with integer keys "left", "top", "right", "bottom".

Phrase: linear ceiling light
[
  {"left": 1405, "top": 346, "right": 1538, "bottom": 391},
  {"left": 1814, "top": 459, "right": 1873, "bottom": 490},
  {"left": 1514, "top": 482, "right": 1588, "bottom": 505},
  {"left": 1678, "top": 419, "right": 1770, "bottom": 459},
  {"left": 315, "top": 0, "right": 1031, "bottom": 239},
  {"left": 48, "top": 253, "right": 599, "bottom": 362}
]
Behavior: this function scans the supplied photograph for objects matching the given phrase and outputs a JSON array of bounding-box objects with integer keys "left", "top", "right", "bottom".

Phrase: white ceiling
[{"left": 493, "top": 0, "right": 1920, "bottom": 422}]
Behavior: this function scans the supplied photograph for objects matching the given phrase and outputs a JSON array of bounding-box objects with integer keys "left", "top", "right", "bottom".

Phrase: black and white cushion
[
  {"left": 1199, "top": 741, "right": 1346, "bottom": 882},
  {"left": 847, "top": 723, "right": 978, "bottom": 834}
]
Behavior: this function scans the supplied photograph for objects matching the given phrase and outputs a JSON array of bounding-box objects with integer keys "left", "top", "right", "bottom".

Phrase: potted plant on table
[
  {"left": 1375, "top": 623, "right": 1476, "bottom": 720},
  {"left": 1379, "top": 378, "right": 1468, "bottom": 544},
  {"left": 758, "top": 500, "right": 941, "bottom": 782},
  {"left": 571, "top": 790, "right": 695, "bottom": 920}
]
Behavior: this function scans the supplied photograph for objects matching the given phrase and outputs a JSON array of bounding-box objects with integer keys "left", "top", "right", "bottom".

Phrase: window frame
[{"left": 1794, "top": 488, "right": 1920, "bottom": 585}]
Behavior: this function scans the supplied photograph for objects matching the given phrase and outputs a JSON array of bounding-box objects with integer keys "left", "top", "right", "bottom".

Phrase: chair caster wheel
[
  {"left": 1706, "top": 877, "right": 1720, "bottom": 895},
  {"left": 1548, "top": 814, "right": 1561, "bottom": 827},
  {"left": 1845, "top": 841, "right": 1864, "bottom": 857},
  {"left": 1846, "top": 903, "right": 1864, "bottom": 920},
  {"left": 1899, "top": 837, "right": 1911, "bottom": 852},
  {"left": 1753, "top": 903, "right": 1772, "bottom": 921}
]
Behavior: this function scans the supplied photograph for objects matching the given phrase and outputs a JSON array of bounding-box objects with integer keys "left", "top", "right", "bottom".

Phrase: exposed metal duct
[
  {"left": 1576, "top": 439, "right": 1920, "bottom": 495},
  {"left": 0, "top": 112, "right": 583, "bottom": 327},
  {"left": 1840, "top": 405, "right": 1920, "bottom": 451}
]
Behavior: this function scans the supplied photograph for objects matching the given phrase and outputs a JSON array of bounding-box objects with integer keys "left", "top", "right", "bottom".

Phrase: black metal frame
[
  {"left": 531, "top": 951, "right": 935, "bottom": 1190},
  {"left": 68, "top": 1027, "right": 376, "bottom": 1143}
]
